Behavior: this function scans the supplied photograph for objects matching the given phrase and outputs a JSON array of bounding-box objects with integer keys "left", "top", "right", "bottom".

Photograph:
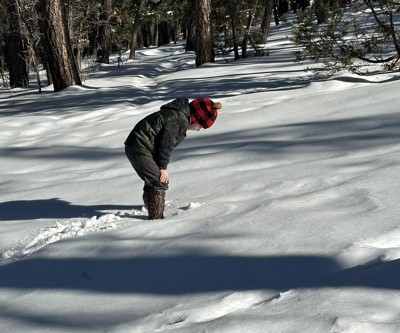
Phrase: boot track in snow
[{"left": 0, "top": 201, "right": 203, "bottom": 265}]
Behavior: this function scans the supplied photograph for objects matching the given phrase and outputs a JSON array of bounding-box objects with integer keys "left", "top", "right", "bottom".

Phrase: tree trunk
[
  {"left": 38, "top": 0, "right": 81, "bottom": 92},
  {"left": 154, "top": 19, "right": 159, "bottom": 47},
  {"left": 185, "top": 18, "right": 196, "bottom": 52},
  {"left": 231, "top": 15, "right": 240, "bottom": 60},
  {"left": 158, "top": 21, "right": 172, "bottom": 45},
  {"left": 129, "top": 0, "right": 145, "bottom": 60},
  {"left": 172, "top": 22, "right": 180, "bottom": 44},
  {"left": 273, "top": 0, "right": 280, "bottom": 26},
  {"left": 40, "top": 47, "right": 52, "bottom": 86},
  {"left": 261, "top": 0, "right": 274, "bottom": 43},
  {"left": 88, "top": 8, "right": 98, "bottom": 57},
  {"left": 0, "top": 48, "right": 5, "bottom": 70},
  {"left": 241, "top": 0, "right": 257, "bottom": 58},
  {"left": 5, "top": 2, "right": 28, "bottom": 88},
  {"left": 227, "top": 1, "right": 240, "bottom": 60},
  {"left": 149, "top": 21, "right": 156, "bottom": 46},
  {"left": 193, "top": 0, "right": 214, "bottom": 67},
  {"left": 98, "top": 0, "right": 112, "bottom": 63}
]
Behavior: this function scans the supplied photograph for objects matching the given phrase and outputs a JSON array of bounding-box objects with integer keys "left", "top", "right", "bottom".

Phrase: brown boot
[
  {"left": 142, "top": 192, "right": 149, "bottom": 210},
  {"left": 148, "top": 190, "right": 165, "bottom": 220}
]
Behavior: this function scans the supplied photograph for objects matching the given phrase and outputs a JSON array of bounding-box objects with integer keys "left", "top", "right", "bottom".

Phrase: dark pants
[{"left": 125, "top": 146, "right": 168, "bottom": 193}]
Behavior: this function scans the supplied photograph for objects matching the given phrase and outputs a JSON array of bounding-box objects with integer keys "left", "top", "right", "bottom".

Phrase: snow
[{"left": 1, "top": 19, "right": 400, "bottom": 333}]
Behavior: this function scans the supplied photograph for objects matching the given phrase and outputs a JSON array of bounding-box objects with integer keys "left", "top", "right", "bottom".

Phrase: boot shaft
[
  {"left": 143, "top": 192, "right": 149, "bottom": 210},
  {"left": 148, "top": 190, "right": 165, "bottom": 220}
]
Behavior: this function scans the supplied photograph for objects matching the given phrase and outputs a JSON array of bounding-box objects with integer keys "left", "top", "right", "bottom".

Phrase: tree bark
[
  {"left": 241, "top": 0, "right": 257, "bottom": 58},
  {"left": 227, "top": 1, "right": 240, "bottom": 60},
  {"left": 4, "top": 1, "right": 28, "bottom": 88},
  {"left": 273, "top": 0, "right": 280, "bottom": 26},
  {"left": 185, "top": 17, "right": 196, "bottom": 52},
  {"left": 261, "top": 0, "right": 274, "bottom": 43},
  {"left": 231, "top": 15, "right": 240, "bottom": 60},
  {"left": 193, "top": 0, "right": 214, "bottom": 67},
  {"left": 129, "top": 0, "right": 145, "bottom": 60},
  {"left": 38, "top": 0, "right": 81, "bottom": 92},
  {"left": 98, "top": 0, "right": 112, "bottom": 63}
]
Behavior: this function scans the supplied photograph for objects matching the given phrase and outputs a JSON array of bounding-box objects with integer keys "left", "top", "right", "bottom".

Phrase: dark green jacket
[{"left": 124, "top": 98, "right": 190, "bottom": 169}]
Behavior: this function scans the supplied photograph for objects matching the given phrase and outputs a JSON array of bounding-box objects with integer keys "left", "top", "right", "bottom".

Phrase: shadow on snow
[
  {"left": 0, "top": 253, "right": 399, "bottom": 294},
  {"left": 0, "top": 198, "right": 139, "bottom": 221},
  {"left": 175, "top": 112, "right": 400, "bottom": 160}
]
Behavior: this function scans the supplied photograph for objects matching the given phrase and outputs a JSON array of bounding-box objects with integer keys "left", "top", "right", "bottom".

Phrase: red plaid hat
[{"left": 189, "top": 98, "right": 221, "bottom": 129}]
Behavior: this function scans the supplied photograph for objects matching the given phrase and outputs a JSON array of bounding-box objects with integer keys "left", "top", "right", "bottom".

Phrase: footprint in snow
[{"left": 0, "top": 201, "right": 202, "bottom": 266}]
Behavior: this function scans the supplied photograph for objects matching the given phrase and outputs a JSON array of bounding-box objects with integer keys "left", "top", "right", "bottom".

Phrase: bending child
[{"left": 125, "top": 97, "right": 221, "bottom": 219}]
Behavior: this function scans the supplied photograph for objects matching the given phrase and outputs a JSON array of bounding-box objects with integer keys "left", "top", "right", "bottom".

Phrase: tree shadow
[
  {"left": 175, "top": 112, "right": 400, "bottom": 161},
  {"left": 0, "top": 254, "right": 340, "bottom": 294},
  {"left": 0, "top": 198, "right": 141, "bottom": 221},
  {"left": 322, "top": 258, "right": 400, "bottom": 290},
  {"left": 0, "top": 254, "right": 399, "bottom": 295},
  {"left": 0, "top": 253, "right": 341, "bottom": 330},
  {"left": 0, "top": 53, "right": 312, "bottom": 117},
  {"left": 0, "top": 146, "right": 122, "bottom": 161}
]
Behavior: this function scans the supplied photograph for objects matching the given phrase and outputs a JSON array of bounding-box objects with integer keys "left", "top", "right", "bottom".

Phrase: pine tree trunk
[
  {"left": 241, "top": 0, "right": 257, "bottom": 58},
  {"left": 261, "top": 0, "right": 275, "bottom": 43},
  {"left": 231, "top": 16, "right": 240, "bottom": 60},
  {"left": 129, "top": 0, "right": 145, "bottom": 60},
  {"left": 273, "top": 0, "right": 280, "bottom": 26},
  {"left": 40, "top": 47, "right": 52, "bottom": 86},
  {"left": 228, "top": 2, "right": 240, "bottom": 60},
  {"left": 98, "top": 0, "right": 112, "bottom": 63},
  {"left": 193, "top": 0, "right": 214, "bottom": 67},
  {"left": 149, "top": 22, "right": 156, "bottom": 46},
  {"left": 38, "top": 0, "right": 81, "bottom": 92},
  {"left": 5, "top": 2, "right": 28, "bottom": 88},
  {"left": 185, "top": 18, "right": 196, "bottom": 52}
]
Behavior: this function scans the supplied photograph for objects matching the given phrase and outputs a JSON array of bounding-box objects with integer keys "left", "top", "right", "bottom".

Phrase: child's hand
[{"left": 159, "top": 169, "right": 169, "bottom": 183}]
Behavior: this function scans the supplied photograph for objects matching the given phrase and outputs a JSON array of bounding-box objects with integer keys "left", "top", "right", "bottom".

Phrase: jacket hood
[{"left": 160, "top": 98, "right": 191, "bottom": 118}]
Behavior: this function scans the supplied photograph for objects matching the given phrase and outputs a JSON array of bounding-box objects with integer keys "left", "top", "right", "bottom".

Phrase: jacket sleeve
[{"left": 156, "top": 115, "right": 187, "bottom": 169}]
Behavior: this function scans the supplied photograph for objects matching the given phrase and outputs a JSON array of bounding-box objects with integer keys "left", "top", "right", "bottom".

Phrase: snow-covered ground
[{"left": 1, "top": 19, "right": 400, "bottom": 333}]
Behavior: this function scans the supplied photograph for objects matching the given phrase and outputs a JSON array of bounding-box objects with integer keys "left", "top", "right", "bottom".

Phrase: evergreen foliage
[
  {"left": 7, "top": 0, "right": 398, "bottom": 91},
  {"left": 292, "top": 0, "right": 400, "bottom": 75}
]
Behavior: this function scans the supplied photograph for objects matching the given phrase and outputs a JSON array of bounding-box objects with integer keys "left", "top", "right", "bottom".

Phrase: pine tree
[
  {"left": 98, "top": 0, "right": 112, "bottom": 63},
  {"left": 193, "top": 0, "right": 214, "bottom": 66},
  {"left": 38, "top": 0, "right": 82, "bottom": 91},
  {"left": 292, "top": 0, "right": 400, "bottom": 75},
  {"left": 3, "top": 0, "right": 28, "bottom": 88}
]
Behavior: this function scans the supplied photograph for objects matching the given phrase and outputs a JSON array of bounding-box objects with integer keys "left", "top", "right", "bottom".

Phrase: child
[{"left": 125, "top": 97, "right": 222, "bottom": 219}]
